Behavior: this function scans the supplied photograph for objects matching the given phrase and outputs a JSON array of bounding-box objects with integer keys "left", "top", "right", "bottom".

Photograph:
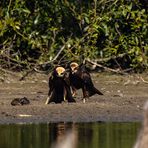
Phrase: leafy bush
[{"left": 0, "top": 0, "right": 147, "bottom": 71}]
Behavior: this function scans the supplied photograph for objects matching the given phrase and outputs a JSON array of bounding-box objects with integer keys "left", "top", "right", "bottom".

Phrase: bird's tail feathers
[
  {"left": 87, "top": 87, "right": 103, "bottom": 96},
  {"left": 94, "top": 87, "right": 103, "bottom": 95}
]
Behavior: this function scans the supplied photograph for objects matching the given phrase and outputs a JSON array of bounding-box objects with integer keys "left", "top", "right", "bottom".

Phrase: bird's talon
[{"left": 83, "top": 99, "right": 86, "bottom": 103}]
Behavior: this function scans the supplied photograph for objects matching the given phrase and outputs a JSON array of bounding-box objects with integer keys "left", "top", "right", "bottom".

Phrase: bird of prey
[
  {"left": 45, "top": 66, "right": 76, "bottom": 104},
  {"left": 69, "top": 62, "right": 103, "bottom": 102}
]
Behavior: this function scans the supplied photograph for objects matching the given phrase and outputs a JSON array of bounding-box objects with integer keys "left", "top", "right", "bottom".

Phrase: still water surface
[{"left": 0, "top": 122, "right": 140, "bottom": 148}]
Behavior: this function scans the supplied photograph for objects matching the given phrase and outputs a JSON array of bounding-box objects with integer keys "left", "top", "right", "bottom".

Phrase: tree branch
[{"left": 85, "top": 59, "right": 126, "bottom": 75}]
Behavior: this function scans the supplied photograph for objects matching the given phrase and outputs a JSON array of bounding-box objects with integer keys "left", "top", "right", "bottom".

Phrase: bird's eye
[
  {"left": 74, "top": 67, "right": 78, "bottom": 71},
  {"left": 61, "top": 72, "right": 65, "bottom": 75}
]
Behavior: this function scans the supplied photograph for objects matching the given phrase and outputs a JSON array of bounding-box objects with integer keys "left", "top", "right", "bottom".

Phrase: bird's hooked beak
[
  {"left": 70, "top": 62, "right": 79, "bottom": 74},
  {"left": 55, "top": 67, "right": 66, "bottom": 77}
]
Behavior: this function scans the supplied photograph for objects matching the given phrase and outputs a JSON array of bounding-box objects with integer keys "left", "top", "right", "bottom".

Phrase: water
[{"left": 0, "top": 122, "right": 140, "bottom": 148}]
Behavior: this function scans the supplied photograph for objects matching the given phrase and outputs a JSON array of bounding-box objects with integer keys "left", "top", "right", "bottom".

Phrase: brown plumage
[
  {"left": 69, "top": 62, "right": 103, "bottom": 102},
  {"left": 45, "top": 66, "right": 76, "bottom": 104}
]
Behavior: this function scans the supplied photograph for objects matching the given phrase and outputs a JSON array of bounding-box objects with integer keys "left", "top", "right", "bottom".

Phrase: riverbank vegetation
[{"left": 0, "top": 0, "right": 148, "bottom": 72}]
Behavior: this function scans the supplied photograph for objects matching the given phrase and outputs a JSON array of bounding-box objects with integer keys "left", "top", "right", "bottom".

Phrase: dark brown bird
[
  {"left": 69, "top": 62, "right": 103, "bottom": 102},
  {"left": 45, "top": 66, "right": 76, "bottom": 104}
]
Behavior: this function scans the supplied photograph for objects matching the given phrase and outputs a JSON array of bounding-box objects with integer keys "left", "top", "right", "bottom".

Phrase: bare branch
[{"left": 85, "top": 59, "right": 126, "bottom": 75}]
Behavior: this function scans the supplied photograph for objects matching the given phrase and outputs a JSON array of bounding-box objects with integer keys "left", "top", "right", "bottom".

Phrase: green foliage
[{"left": 0, "top": 0, "right": 148, "bottom": 71}]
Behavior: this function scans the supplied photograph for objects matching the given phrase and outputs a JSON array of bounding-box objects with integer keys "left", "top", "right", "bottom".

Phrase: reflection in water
[
  {"left": 134, "top": 101, "right": 148, "bottom": 148},
  {"left": 0, "top": 122, "right": 140, "bottom": 148},
  {"left": 77, "top": 122, "right": 140, "bottom": 148},
  {"left": 51, "top": 123, "right": 77, "bottom": 148}
]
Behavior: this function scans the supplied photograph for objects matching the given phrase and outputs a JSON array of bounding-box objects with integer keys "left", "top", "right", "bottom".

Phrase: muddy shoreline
[{"left": 0, "top": 72, "right": 148, "bottom": 124}]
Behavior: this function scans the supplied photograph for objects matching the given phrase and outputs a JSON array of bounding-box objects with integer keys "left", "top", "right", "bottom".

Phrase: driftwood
[
  {"left": 85, "top": 59, "right": 126, "bottom": 75},
  {"left": 139, "top": 76, "right": 148, "bottom": 84},
  {"left": 94, "top": 53, "right": 128, "bottom": 63}
]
